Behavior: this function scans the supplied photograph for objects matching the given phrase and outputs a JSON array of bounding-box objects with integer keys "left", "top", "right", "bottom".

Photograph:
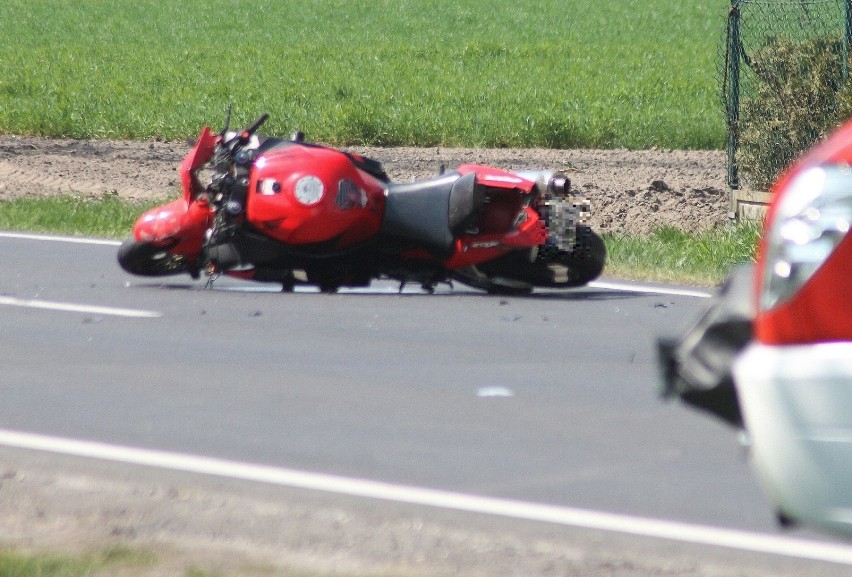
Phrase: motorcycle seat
[{"left": 381, "top": 171, "right": 482, "bottom": 255}]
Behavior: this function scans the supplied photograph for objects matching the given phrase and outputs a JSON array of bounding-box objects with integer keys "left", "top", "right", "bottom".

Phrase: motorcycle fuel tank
[{"left": 247, "top": 144, "right": 385, "bottom": 247}]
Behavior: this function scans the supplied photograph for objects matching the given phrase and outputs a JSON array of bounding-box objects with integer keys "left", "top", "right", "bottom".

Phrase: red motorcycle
[{"left": 118, "top": 111, "right": 606, "bottom": 293}]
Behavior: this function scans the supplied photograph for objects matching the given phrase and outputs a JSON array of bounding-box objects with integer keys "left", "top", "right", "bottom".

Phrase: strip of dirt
[
  {"left": 0, "top": 135, "right": 731, "bottom": 236},
  {"left": 2, "top": 447, "right": 834, "bottom": 577}
]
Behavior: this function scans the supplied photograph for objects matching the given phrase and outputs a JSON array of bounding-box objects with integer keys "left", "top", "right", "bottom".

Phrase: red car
[{"left": 660, "top": 119, "right": 852, "bottom": 536}]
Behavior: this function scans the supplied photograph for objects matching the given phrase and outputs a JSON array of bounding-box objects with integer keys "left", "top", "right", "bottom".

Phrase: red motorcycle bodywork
[
  {"left": 444, "top": 164, "right": 546, "bottom": 268},
  {"left": 132, "top": 127, "right": 217, "bottom": 261},
  {"left": 247, "top": 144, "right": 385, "bottom": 249},
  {"left": 130, "top": 128, "right": 550, "bottom": 272}
]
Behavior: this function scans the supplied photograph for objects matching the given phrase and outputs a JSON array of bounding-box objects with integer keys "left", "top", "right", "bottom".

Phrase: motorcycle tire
[
  {"left": 452, "top": 266, "right": 534, "bottom": 295},
  {"left": 117, "top": 239, "right": 191, "bottom": 277},
  {"left": 457, "top": 226, "right": 606, "bottom": 291},
  {"left": 529, "top": 225, "right": 606, "bottom": 287},
  {"left": 552, "top": 225, "right": 607, "bottom": 286}
]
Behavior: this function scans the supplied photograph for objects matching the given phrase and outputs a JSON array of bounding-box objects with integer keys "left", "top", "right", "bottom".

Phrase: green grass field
[
  {"left": 0, "top": 0, "right": 728, "bottom": 148},
  {"left": 0, "top": 0, "right": 751, "bottom": 284}
]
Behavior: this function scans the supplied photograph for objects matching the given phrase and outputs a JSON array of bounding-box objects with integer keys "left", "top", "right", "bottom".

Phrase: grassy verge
[
  {"left": 603, "top": 221, "right": 762, "bottom": 286},
  {"left": 0, "top": 195, "right": 162, "bottom": 239},
  {"left": 0, "top": 547, "right": 408, "bottom": 577},
  {"left": 0, "top": 196, "right": 759, "bottom": 286},
  {"left": 0, "top": 548, "right": 280, "bottom": 577},
  {"left": 0, "top": 547, "right": 157, "bottom": 577},
  {"left": 0, "top": 0, "right": 728, "bottom": 149}
]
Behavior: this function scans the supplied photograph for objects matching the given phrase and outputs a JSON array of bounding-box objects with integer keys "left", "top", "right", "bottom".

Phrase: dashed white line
[
  {"left": 0, "top": 428, "right": 849, "bottom": 565},
  {"left": 0, "top": 295, "right": 161, "bottom": 318}
]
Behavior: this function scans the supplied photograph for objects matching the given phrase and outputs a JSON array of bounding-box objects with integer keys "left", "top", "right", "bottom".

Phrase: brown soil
[{"left": 0, "top": 136, "right": 731, "bottom": 236}]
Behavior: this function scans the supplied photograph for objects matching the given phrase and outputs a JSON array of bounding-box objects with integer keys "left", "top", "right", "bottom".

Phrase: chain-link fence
[{"left": 723, "top": 0, "right": 852, "bottom": 191}]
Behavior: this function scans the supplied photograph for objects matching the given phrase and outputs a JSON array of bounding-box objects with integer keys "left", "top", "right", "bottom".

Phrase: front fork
[{"left": 199, "top": 151, "right": 256, "bottom": 274}]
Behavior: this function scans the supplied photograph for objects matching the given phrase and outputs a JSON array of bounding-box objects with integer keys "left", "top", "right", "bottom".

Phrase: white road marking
[
  {"left": 476, "top": 386, "right": 516, "bottom": 398},
  {"left": 214, "top": 284, "right": 441, "bottom": 295},
  {"left": 0, "top": 231, "right": 121, "bottom": 246},
  {"left": 0, "top": 296, "right": 161, "bottom": 318},
  {"left": 589, "top": 280, "right": 713, "bottom": 298},
  {"left": 220, "top": 282, "right": 713, "bottom": 298},
  {"left": 0, "top": 428, "right": 849, "bottom": 565}
]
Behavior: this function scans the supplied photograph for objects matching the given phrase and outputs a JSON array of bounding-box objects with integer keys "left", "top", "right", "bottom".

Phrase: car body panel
[{"left": 734, "top": 342, "right": 852, "bottom": 534}]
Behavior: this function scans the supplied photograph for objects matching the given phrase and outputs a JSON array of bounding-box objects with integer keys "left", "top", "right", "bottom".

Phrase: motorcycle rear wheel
[
  {"left": 117, "top": 239, "right": 191, "bottom": 277},
  {"left": 455, "top": 226, "right": 606, "bottom": 292},
  {"left": 452, "top": 266, "right": 534, "bottom": 295},
  {"left": 549, "top": 225, "right": 607, "bottom": 286}
]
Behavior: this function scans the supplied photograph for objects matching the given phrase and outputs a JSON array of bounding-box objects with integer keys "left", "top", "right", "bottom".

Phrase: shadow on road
[{"left": 129, "top": 281, "right": 657, "bottom": 302}]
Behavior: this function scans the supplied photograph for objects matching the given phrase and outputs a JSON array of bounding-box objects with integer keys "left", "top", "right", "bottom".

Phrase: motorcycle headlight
[{"left": 762, "top": 165, "right": 852, "bottom": 310}]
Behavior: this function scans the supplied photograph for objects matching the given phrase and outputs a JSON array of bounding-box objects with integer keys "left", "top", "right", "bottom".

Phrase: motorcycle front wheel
[{"left": 117, "top": 239, "right": 191, "bottom": 277}]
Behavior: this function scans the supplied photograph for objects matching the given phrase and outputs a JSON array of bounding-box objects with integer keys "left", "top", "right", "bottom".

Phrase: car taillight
[{"left": 760, "top": 164, "right": 852, "bottom": 311}]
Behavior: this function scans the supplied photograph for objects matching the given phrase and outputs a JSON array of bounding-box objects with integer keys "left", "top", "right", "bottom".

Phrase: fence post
[{"left": 726, "top": 0, "right": 741, "bottom": 204}]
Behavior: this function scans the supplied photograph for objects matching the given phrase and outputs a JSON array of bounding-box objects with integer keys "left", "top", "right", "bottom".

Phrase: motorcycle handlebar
[
  {"left": 219, "top": 112, "right": 270, "bottom": 157},
  {"left": 245, "top": 113, "right": 269, "bottom": 136}
]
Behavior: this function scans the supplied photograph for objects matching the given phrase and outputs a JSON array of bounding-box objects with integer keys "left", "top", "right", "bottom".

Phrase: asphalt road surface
[{"left": 2, "top": 231, "right": 851, "bottom": 576}]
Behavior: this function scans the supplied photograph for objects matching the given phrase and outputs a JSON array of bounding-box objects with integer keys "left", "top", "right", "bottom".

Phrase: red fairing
[
  {"left": 457, "top": 164, "right": 536, "bottom": 193},
  {"left": 441, "top": 168, "right": 543, "bottom": 268},
  {"left": 132, "top": 197, "right": 212, "bottom": 258},
  {"left": 247, "top": 145, "right": 385, "bottom": 247},
  {"left": 180, "top": 126, "right": 217, "bottom": 201},
  {"left": 443, "top": 207, "right": 547, "bottom": 268},
  {"left": 131, "top": 127, "right": 216, "bottom": 256},
  {"left": 756, "top": 233, "right": 852, "bottom": 344}
]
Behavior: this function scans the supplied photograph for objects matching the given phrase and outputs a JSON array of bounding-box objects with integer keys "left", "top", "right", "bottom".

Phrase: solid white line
[
  {"left": 589, "top": 280, "right": 713, "bottom": 298},
  {"left": 214, "top": 285, "right": 438, "bottom": 295},
  {"left": 0, "top": 231, "right": 121, "bottom": 246},
  {"left": 219, "top": 282, "right": 711, "bottom": 298},
  {"left": 1, "top": 233, "right": 716, "bottom": 298},
  {"left": 0, "top": 296, "right": 161, "bottom": 318},
  {"left": 0, "top": 429, "right": 849, "bottom": 565}
]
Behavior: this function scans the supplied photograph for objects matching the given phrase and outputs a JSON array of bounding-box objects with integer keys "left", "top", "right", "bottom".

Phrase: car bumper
[{"left": 733, "top": 341, "right": 852, "bottom": 535}]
